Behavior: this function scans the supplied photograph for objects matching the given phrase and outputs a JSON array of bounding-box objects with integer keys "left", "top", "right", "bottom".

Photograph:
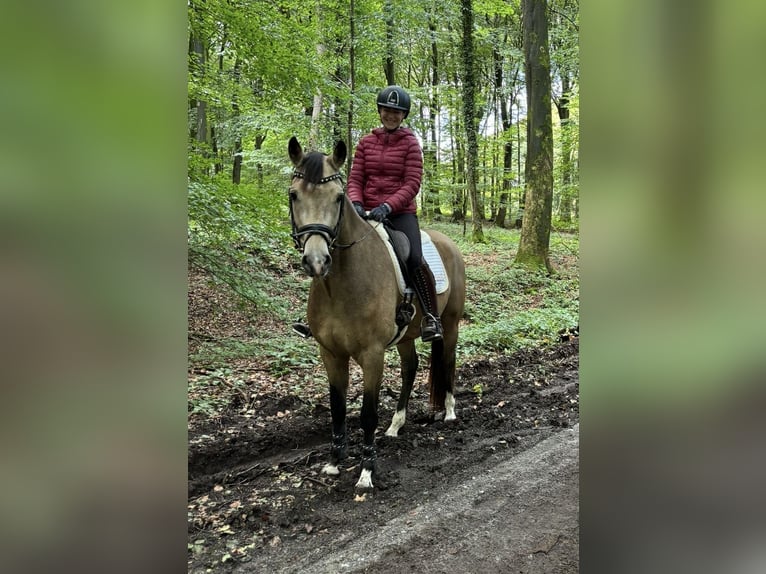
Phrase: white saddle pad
[{"left": 371, "top": 223, "right": 449, "bottom": 295}]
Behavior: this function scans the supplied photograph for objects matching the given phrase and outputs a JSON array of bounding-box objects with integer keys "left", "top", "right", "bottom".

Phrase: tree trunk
[
  {"left": 384, "top": 1, "right": 395, "bottom": 84},
  {"left": 212, "top": 127, "right": 223, "bottom": 175},
  {"left": 494, "top": 36, "right": 513, "bottom": 228},
  {"left": 495, "top": 142, "right": 512, "bottom": 227},
  {"left": 254, "top": 134, "right": 266, "bottom": 187},
  {"left": 448, "top": 71, "right": 465, "bottom": 222},
  {"left": 461, "top": 0, "right": 484, "bottom": 242},
  {"left": 422, "top": 19, "right": 441, "bottom": 218},
  {"left": 214, "top": 28, "right": 228, "bottom": 176},
  {"left": 309, "top": 1, "right": 325, "bottom": 148},
  {"left": 347, "top": 0, "right": 356, "bottom": 175},
  {"left": 231, "top": 58, "right": 242, "bottom": 184},
  {"left": 188, "top": 7, "right": 208, "bottom": 179},
  {"left": 515, "top": 0, "right": 553, "bottom": 271},
  {"left": 556, "top": 74, "right": 574, "bottom": 222}
]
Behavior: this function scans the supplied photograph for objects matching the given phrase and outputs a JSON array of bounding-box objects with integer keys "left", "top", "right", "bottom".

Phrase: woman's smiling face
[{"left": 378, "top": 106, "right": 405, "bottom": 130}]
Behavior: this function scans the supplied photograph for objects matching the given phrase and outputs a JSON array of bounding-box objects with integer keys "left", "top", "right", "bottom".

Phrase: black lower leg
[
  {"left": 329, "top": 385, "right": 347, "bottom": 463},
  {"left": 360, "top": 391, "right": 379, "bottom": 472},
  {"left": 396, "top": 347, "right": 419, "bottom": 413}
]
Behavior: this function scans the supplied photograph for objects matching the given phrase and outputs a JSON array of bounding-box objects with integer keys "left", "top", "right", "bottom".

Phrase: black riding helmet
[{"left": 376, "top": 85, "right": 411, "bottom": 118}]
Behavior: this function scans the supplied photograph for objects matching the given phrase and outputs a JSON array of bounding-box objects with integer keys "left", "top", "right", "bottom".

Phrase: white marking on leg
[
  {"left": 322, "top": 463, "right": 340, "bottom": 476},
  {"left": 385, "top": 409, "right": 406, "bottom": 437},
  {"left": 355, "top": 468, "right": 374, "bottom": 490},
  {"left": 444, "top": 392, "right": 456, "bottom": 422}
]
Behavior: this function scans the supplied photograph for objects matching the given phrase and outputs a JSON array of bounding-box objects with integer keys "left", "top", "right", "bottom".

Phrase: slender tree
[
  {"left": 384, "top": 0, "right": 396, "bottom": 84},
  {"left": 347, "top": 0, "right": 357, "bottom": 175},
  {"left": 515, "top": 0, "right": 554, "bottom": 271},
  {"left": 461, "top": 0, "right": 484, "bottom": 242},
  {"left": 188, "top": 0, "right": 209, "bottom": 179}
]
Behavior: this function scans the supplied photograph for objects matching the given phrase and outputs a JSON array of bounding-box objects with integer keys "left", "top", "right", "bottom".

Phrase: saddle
[
  {"left": 383, "top": 224, "right": 412, "bottom": 289},
  {"left": 371, "top": 222, "right": 449, "bottom": 348},
  {"left": 371, "top": 223, "right": 449, "bottom": 295}
]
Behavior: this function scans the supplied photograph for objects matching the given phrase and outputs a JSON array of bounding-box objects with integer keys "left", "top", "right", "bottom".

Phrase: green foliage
[
  {"left": 188, "top": 0, "right": 578, "bottom": 235},
  {"left": 426, "top": 222, "right": 579, "bottom": 358},
  {"left": 460, "top": 306, "right": 578, "bottom": 355},
  {"left": 190, "top": 336, "right": 319, "bottom": 376},
  {"left": 189, "top": 339, "right": 261, "bottom": 368},
  {"left": 259, "top": 337, "right": 321, "bottom": 377},
  {"left": 188, "top": 177, "right": 293, "bottom": 314},
  {"left": 188, "top": 367, "right": 248, "bottom": 417}
]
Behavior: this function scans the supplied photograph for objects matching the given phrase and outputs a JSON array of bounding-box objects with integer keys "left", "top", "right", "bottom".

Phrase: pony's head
[{"left": 287, "top": 136, "right": 347, "bottom": 277}]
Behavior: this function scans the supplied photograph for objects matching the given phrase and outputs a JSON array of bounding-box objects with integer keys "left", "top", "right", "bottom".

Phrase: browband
[{"left": 292, "top": 171, "right": 344, "bottom": 185}]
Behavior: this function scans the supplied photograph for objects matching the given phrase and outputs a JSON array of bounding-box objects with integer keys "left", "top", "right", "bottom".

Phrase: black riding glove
[
  {"left": 368, "top": 203, "right": 392, "bottom": 222},
  {"left": 352, "top": 201, "right": 366, "bottom": 219}
]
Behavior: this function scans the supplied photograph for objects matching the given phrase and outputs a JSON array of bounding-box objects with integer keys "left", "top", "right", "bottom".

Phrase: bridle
[
  {"left": 289, "top": 170, "right": 345, "bottom": 251},
  {"left": 289, "top": 169, "right": 375, "bottom": 251}
]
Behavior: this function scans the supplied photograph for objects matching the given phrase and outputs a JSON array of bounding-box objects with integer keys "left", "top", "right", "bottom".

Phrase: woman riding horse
[{"left": 348, "top": 85, "right": 443, "bottom": 342}]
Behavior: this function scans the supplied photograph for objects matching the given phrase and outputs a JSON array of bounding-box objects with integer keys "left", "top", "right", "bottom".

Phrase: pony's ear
[
  {"left": 331, "top": 141, "right": 347, "bottom": 169},
  {"left": 288, "top": 136, "right": 303, "bottom": 166}
]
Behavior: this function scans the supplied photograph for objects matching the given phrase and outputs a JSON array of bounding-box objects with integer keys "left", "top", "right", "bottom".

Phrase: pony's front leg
[
  {"left": 321, "top": 350, "right": 349, "bottom": 477},
  {"left": 385, "top": 340, "right": 419, "bottom": 437},
  {"left": 355, "top": 351, "right": 384, "bottom": 491}
]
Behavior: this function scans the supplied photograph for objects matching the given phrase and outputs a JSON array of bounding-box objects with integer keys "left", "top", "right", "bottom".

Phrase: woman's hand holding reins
[
  {"left": 368, "top": 203, "right": 391, "bottom": 222},
  {"left": 352, "top": 202, "right": 366, "bottom": 219}
]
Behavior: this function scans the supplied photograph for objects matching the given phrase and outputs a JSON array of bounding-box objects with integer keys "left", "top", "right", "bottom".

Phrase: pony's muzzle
[
  {"left": 301, "top": 236, "right": 332, "bottom": 277},
  {"left": 302, "top": 252, "right": 331, "bottom": 277}
]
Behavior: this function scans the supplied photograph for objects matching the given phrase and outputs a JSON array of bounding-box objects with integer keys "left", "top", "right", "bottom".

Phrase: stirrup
[
  {"left": 292, "top": 322, "right": 312, "bottom": 338},
  {"left": 420, "top": 314, "right": 443, "bottom": 342}
]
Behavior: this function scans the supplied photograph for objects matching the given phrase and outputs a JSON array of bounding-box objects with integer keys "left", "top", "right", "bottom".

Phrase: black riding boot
[{"left": 411, "top": 263, "right": 443, "bottom": 342}]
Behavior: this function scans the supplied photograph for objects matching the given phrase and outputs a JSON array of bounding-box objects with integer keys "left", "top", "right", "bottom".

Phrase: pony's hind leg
[
  {"left": 385, "top": 340, "right": 419, "bottom": 437},
  {"left": 428, "top": 325, "right": 459, "bottom": 422},
  {"left": 444, "top": 324, "right": 457, "bottom": 422},
  {"left": 443, "top": 328, "right": 459, "bottom": 422},
  {"left": 320, "top": 350, "right": 349, "bottom": 476}
]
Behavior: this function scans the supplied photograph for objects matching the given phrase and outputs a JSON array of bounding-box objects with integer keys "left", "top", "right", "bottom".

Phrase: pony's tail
[{"left": 428, "top": 338, "right": 448, "bottom": 411}]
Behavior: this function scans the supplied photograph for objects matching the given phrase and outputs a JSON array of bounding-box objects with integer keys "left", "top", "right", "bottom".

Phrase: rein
[{"left": 289, "top": 169, "right": 374, "bottom": 251}]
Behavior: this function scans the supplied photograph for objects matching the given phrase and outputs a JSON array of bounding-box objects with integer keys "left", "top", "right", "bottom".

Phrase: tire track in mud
[{"left": 275, "top": 425, "right": 579, "bottom": 574}]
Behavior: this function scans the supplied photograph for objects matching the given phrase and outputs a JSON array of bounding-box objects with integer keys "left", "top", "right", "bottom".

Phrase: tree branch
[{"left": 548, "top": 6, "right": 579, "bottom": 32}]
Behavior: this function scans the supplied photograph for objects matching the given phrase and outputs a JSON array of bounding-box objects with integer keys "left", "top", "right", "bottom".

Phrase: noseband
[{"left": 289, "top": 170, "right": 345, "bottom": 251}]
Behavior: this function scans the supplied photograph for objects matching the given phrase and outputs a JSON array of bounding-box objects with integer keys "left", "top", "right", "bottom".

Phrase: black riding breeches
[{"left": 386, "top": 213, "right": 422, "bottom": 274}]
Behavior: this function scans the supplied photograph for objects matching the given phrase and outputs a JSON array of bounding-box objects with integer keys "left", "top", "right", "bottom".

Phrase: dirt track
[{"left": 188, "top": 339, "right": 579, "bottom": 573}]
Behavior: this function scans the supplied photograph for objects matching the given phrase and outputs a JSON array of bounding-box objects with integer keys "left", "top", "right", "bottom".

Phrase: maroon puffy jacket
[{"left": 347, "top": 127, "right": 423, "bottom": 214}]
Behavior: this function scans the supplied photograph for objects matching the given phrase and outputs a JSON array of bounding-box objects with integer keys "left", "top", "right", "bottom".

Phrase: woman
[{"left": 347, "top": 85, "right": 443, "bottom": 342}]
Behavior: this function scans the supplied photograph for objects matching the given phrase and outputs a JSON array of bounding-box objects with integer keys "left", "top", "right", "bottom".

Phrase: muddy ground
[{"left": 188, "top": 337, "right": 579, "bottom": 573}]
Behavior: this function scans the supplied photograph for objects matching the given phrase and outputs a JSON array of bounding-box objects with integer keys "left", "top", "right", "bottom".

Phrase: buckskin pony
[{"left": 287, "top": 136, "right": 466, "bottom": 491}]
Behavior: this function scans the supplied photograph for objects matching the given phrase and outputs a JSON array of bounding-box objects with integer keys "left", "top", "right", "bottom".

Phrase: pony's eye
[
  {"left": 289, "top": 189, "right": 298, "bottom": 201},
  {"left": 336, "top": 194, "right": 343, "bottom": 203}
]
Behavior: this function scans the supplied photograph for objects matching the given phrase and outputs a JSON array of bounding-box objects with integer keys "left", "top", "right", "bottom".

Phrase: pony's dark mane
[{"left": 298, "top": 152, "right": 328, "bottom": 184}]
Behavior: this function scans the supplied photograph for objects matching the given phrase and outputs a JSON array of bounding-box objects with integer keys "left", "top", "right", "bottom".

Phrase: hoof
[
  {"left": 385, "top": 409, "right": 406, "bottom": 436},
  {"left": 354, "top": 468, "right": 374, "bottom": 491},
  {"left": 444, "top": 393, "right": 456, "bottom": 422}
]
